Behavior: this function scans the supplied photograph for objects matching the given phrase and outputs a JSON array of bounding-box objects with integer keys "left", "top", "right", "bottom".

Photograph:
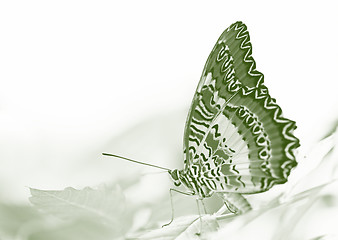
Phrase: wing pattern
[{"left": 183, "top": 21, "right": 300, "bottom": 194}]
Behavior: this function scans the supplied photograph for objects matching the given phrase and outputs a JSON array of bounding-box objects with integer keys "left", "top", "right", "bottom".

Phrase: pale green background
[{"left": 0, "top": 0, "right": 337, "bottom": 209}]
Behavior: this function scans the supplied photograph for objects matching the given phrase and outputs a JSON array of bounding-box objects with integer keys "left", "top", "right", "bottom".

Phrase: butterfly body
[
  {"left": 170, "top": 21, "right": 300, "bottom": 211},
  {"left": 169, "top": 168, "right": 213, "bottom": 198}
]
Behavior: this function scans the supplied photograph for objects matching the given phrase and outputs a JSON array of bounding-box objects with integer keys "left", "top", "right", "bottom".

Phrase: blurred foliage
[
  {"left": 0, "top": 126, "right": 337, "bottom": 240},
  {"left": 0, "top": 203, "right": 42, "bottom": 239}
]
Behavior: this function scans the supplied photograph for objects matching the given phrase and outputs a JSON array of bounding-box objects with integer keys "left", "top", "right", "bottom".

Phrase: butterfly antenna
[{"left": 102, "top": 152, "right": 171, "bottom": 171}]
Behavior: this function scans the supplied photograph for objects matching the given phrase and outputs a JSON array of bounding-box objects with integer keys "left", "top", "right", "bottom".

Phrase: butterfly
[
  {"left": 103, "top": 21, "right": 300, "bottom": 222},
  {"left": 167, "top": 21, "right": 300, "bottom": 214}
]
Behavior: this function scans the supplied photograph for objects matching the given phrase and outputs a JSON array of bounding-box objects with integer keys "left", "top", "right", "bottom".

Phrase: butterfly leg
[
  {"left": 162, "top": 188, "right": 194, "bottom": 227},
  {"left": 199, "top": 198, "right": 207, "bottom": 214},
  {"left": 223, "top": 200, "right": 238, "bottom": 214},
  {"left": 195, "top": 198, "right": 207, "bottom": 236}
]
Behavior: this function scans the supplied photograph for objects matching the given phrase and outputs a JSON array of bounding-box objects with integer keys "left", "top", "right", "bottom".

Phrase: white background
[{"left": 0, "top": 1, "right": 337, "bottom": 203}]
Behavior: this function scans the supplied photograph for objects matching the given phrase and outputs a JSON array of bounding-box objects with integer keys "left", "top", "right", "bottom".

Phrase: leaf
[
  {"left": 0, "top": 202, "right": 43, "bottom": 239},
  {"left": 281, "top": 130, "right": 338, "bottom": 202},
  {"left": 26, "top": 218, "right": 120, "bottom": 240},
  {"left": 29, "top": 186, "right": 132, "bottom": 237},
  {"left": 129, "top": 215, "right": 218, "bottom": 240},
  {"left": 211, "top": 180, "right": 338, "bottom": 240},
  {"left": 309, "top": 234, "right": 338, "bottom": 240},
  {"left": 321, "top": 119, "right": 338, "bottom": 140}
]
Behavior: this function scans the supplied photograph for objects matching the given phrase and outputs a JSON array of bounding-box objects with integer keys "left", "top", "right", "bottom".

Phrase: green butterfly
[{"left": 104, "top": 21, "right": 300, "bottom": 224}]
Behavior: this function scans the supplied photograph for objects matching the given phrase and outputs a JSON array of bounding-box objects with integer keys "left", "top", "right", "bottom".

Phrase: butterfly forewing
[{"left": 183, "top": 21, "right": 300, "bottom": 194}]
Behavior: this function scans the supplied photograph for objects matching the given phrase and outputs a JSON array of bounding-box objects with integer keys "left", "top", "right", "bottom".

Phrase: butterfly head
[
  {"left": 169, "top": 169, "right": 199, "bottom": 196},
  {"left": 168, "top": 169, "right": 183, "bottom": 187}
]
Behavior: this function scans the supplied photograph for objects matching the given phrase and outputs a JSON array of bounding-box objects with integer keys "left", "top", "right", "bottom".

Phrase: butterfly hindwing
[{"left": 183, "top": 21, "right": 299, "bottom": 194}]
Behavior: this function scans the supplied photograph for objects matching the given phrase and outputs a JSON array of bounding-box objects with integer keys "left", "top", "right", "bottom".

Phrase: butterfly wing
[{"left": 183, "top": 21, "right": 300, "bottom": 194}]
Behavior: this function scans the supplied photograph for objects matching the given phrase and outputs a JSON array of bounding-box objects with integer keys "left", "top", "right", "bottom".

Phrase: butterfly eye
[{"left": 169, "top": 169, "right": 179, "bottom": 181}]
